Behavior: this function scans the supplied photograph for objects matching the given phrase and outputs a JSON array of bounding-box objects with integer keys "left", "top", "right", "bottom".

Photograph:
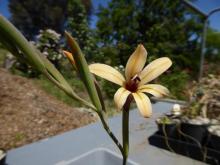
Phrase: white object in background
[{"left": 171, "top": 104, "right": 181, "bottom": 116}]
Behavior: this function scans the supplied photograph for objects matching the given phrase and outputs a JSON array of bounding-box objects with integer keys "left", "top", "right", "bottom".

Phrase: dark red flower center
[{"left": 125, "top": 75, "right": 141, "bottom": 92}]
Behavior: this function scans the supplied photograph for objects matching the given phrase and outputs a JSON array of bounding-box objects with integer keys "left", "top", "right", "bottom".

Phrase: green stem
[
  {"left": 122, "top": 109, "right": 129, "bottom": 165},
  {"left": 122, "top": 95, "right": 132, "bottom": 165},
  {"left": 98, "top": 112, "right": 124, "bottom": 156}
]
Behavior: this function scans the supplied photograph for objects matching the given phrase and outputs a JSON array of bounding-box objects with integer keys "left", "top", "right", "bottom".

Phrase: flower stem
[
  {"left": 122, "top": 95, "right": 132, "bottom": 165},
  {"left": 122, "top": 109, "right": 129, "bottom": 165},
  {"left": 98, "top": 111, "right": 124, "bottom": 156}
]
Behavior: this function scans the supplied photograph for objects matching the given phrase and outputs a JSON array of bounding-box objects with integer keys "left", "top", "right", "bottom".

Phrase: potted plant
[
  {"left": 180, "top": 74, "right": 220, "bottom": 146},
  {"left": 156, "top": 116, "right": 180, "bottom": 139},
  {"left": 178, "top": 88, "right": 210, "bottom": 145},
  {"left": 150, "top": 75, "right": 220, "bottom": 163},
  {"left": 180, "top": 102, "right": 209, "bottom": 145}
]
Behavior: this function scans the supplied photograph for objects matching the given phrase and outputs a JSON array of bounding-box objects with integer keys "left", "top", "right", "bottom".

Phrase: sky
[
  {"left": 193, "top": 0, "right": 220, "bottom": 31},
  {"left": 0, "top": 0, "right": 220, "bottom": 31}
]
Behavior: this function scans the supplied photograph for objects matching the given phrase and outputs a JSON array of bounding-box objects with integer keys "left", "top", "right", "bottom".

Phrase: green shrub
[
  {"left": 101, "top": 79, "right": 118, "bottom": 99},
  {"left": 36, "top": 29, "right": 63, "bottom": 69},
  {"left": 160, "top": 70, "right": 190, "bottom": 100}
]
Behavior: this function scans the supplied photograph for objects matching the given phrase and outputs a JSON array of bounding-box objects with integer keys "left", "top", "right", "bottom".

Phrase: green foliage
[
  {"left": 185, "top": 102, "right": 201, "bottom": 118},
  {"left": 96, "top": 0, "right": 203, "bottom": 71},
  {"left": 101, "top": 79, "right": 118, "bottom": 99},
  {"left": 34, "top": 75, "right": 85, "bottom": 107},
  {"left": 9, "top": 0, "right": 68, "bottom": 39},
  {"left": 206, "top": 28, "right": 220, "bottom": 61},
  {"left": 96, "top": 0, "right": 138, "bottom": 65},
  {"left": 0, "top": 43, "right": 8, "bottom": 67},
  {"left": 66, "top": 0, "right": 100, "bottom": 61},
  {"left": 157, "top": 116, "right": 173, "bottom": 124},
  {"left": 14, "top": 132, "right": 25, "bottom": 142},
  {"left": 8, "top": 0, "right": 93, "bottom": 39},
  {"left": 93, "top": 46, "right": 119, "bottom": 64},
  {"left": 160, "top": 70, "right": 190, "bottom": 100},
  {"left": 67, "top": 0, "right": 88, "bottom": 47}
]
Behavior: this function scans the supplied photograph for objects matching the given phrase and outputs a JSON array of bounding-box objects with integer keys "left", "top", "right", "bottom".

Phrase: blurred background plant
[
  {"left": 160, "top": 70, "right": 190, "bottom": 100},
  {"left": 36, "top": 29, "right": 63, "bottom": 69},
  {"left": 3, "top": 28, "right": 63, "bottom": 77},
  {"left": 206, "top": 28, "right": 220, "bottom": 61}
]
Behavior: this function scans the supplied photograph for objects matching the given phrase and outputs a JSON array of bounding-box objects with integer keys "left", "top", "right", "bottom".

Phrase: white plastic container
[{"left": 55, "top": 148, "right": 139, "bottom": 165}]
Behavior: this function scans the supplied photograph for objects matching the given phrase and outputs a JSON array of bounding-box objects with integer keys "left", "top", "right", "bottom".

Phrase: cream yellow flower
[{"left": 89, "top": 44, "right": 172, "bottom": 118}]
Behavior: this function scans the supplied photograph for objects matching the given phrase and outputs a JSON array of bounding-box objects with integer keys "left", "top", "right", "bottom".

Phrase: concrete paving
[{"left": 6, "top": 102, "right": 206, "bottom": 165}]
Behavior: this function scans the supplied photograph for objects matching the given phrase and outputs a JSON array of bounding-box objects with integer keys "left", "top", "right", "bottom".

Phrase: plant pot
[
  {"left": 149, "top": 132, "right": 220, "bottom": 164},
  {"left": 157, "top": 123, "right": 179, "bottom": 139},
  {"left": 56, "top": 148, "right": 139, "bottom": 165},
  {"left": 180, "top": 123, "right": 207, "bottom": 145},
  {"left": 208, "top": 133, "right": 220, "bottom": 151},
  {"left": 207, "top": 125, "right": 220, "bottom": 151},
  {"left": 0, "top": 149, "right": 6, "bottom": 165}
]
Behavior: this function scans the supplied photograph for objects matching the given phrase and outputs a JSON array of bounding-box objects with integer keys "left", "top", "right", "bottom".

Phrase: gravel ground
[{"left": 0, "top": 68, "right": 97, "bottom": 151}]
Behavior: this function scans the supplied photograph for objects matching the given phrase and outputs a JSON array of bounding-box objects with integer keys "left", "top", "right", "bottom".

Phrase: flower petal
[
  {"left": 114, "top": 87, "right": 131, "bottom": 110},
  {"left": 138, "top": 84, "right": 169, "bottom": 98},
  {"left": 89, "top": 63, "right": 125, "bottom": 86},
  {"left": 125, "top": 44, "right": 147, "bottom": 81},
  {"left": 63, "top": 50, "right": 75, "bottom": 65},
  {"left": 132, "top": 92, "right": 152, "bottom": 118},
  {"left": 139, "top": 57, "right": 172, "bottom": 85}
]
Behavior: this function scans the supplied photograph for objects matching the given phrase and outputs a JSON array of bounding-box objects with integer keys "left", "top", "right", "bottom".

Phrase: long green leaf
[
  {"left": 0, "top": 15, "right": 45, "bottom": 73},
  {"left": 65, "top": 31, "right": 102, "bottom": 111}
]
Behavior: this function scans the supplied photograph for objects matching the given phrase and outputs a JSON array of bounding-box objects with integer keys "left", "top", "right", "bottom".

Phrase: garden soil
[{"left": 0, "top": 68, "right": 97, "bottom": 150}]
